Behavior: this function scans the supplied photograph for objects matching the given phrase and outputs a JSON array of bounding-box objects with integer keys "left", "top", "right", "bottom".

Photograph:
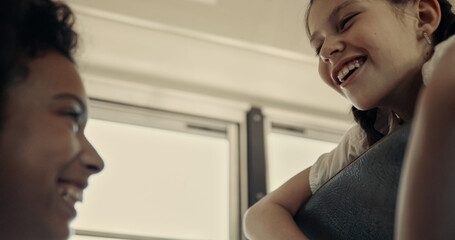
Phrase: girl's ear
[{"left": 415, "top": 0, "right": 441, "bottom": 36}]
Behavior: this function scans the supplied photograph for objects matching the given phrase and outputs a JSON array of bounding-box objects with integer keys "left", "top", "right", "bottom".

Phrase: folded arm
[{"left": 243, "top": 167, "right": 312, "bottom": 240}]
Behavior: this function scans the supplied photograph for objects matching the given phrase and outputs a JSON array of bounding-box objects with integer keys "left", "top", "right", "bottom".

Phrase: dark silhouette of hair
[
  {"left": 0, "top": 0, "right": 78, "bottom": 129},
  {"left": 305, "top": 0, "right": 455, "bottom": 145}
]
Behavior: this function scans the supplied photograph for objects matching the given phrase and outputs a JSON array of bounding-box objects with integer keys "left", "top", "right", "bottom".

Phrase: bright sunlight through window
[
  {"left": 267, "top": 133, "right": 337, "bottom": 192},
  {"left": 70, "top": 119, "right": 230, "bottom": 240}
]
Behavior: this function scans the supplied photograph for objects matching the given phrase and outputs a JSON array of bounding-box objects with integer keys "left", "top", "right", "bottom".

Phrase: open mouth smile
[
  {"left": 334, "top": 56, "right": 367, "bottom": 85},
  {"left": 57, "top": 179, "right": 85, "bottom": 217},
  {"left": 60, "top": 186, "right": 83, "bottom": 203}
]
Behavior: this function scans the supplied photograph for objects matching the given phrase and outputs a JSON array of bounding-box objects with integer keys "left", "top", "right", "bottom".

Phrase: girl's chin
[
  {"left": 49, "top": 227, "right": 71, "bottom": 240},
  {"left": 347, "top": 96, "right": 380, "bottom": 111},
  {"left": 351, "top": 101, "right": 379, "bottom": 111},
  {"left": 41, "top": 218, "right": 71, "bottom": 240},
  {"left": 353, "top": 105, "right": 374, "bottom": 111}
]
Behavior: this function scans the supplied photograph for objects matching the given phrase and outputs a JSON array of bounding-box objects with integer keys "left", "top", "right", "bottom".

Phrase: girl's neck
[
  {"left": 384, "top": 75, "right": 424, "bottom": 123},
  {"left": 392, "top": 104, "right": 416, "bottom": 123}
]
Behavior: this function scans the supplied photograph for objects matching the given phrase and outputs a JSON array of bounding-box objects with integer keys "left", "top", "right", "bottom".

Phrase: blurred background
[{"left": 65, "top": 0, "right": 360, "bottom": 239}]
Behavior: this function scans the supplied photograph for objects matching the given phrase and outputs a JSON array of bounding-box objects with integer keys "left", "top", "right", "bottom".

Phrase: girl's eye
[
  {"left": 64, "top": 110, "right": 80, "bottom": 121},
  {"left": 64, "top": 111, "right": 82, "bottom": 133},
  {"left": 315, "top": 46, "right": 322, "bottom": 56},
  {"left": 339, "top": 13, "right": 358, "bottom": 30}
]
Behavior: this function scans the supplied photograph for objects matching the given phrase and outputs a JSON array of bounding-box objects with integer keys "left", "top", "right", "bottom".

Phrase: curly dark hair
[
  {"left": 305, "top": 0, "right": 455, "bottom": 146},
  {"left": 0, "top": 0, "right": 78, "bottom": 129}
]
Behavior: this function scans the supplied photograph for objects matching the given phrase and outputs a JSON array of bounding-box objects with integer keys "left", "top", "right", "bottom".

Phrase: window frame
[{"left": 70, "top": 98, "right": 243, "bottom": 240}]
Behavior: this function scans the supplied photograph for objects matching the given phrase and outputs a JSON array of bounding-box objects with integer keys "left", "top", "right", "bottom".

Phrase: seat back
[{"left": 294, "top": 125, "right": 410, "bottom": 240}]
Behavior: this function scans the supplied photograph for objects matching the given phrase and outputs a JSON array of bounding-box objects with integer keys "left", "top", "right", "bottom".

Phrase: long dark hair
[
  {"left": 0, "top": 0, "right": 78, "bottom": 130},
  {"left": 306, "top": 0, "right": 455, "bottom": 146}
]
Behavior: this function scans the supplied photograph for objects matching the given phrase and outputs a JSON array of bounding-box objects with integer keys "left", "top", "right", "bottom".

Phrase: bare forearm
[
  {"left": 243, "top": 202, "right": 309, "bottom": 240},
  {"left": 243, "top": 167, "right": 313, "bottom": 240}
]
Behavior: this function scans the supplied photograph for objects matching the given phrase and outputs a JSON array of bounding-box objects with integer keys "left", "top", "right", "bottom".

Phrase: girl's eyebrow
[
  {"left": 310, "top": 33, "right": 320, "bottom": 46},
  {"left": 309, "top": 0, "right": 360, "bottom": 42}
]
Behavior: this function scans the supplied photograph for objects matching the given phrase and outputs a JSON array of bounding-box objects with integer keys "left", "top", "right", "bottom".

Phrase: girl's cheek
[
  {"left": 46, "top": 125, "right": 81, "bottom": 160},
  {"left": 318, "top": 63, "right": 334, "bottom": 87}
]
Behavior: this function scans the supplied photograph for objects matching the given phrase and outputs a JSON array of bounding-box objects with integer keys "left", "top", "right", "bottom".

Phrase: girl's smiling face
[
  {"left": 0, "top": 52, "right": 104, "bottom": 240},
  {"left": 307, "top": 0, "right": 428, "bottom": 111}
]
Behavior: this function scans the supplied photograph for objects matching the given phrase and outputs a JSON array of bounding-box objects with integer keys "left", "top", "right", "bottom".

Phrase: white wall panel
[{"left": 71, "top": 5, "right": 351, "bottom": 127}]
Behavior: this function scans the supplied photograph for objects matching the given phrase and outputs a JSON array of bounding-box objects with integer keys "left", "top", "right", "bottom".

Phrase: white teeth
[
  {"left": 60, "top": 187, "right": 83, "bottom": 203},
  {"left": 337, "top": 59, "right": 364, "bottom": 82}
]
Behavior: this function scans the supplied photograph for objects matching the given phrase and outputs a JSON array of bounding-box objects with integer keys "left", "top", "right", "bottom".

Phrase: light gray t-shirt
[{"left": 309, "top": 109, "right": 401, "bottom": 193}]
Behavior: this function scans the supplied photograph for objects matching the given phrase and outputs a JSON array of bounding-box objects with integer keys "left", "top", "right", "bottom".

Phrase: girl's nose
[
  {"left": 80, "top": 138, "right": 104, "bottom": 174},
  {"left": 320, "top": 38, "right": 344, "bottom": 64}
]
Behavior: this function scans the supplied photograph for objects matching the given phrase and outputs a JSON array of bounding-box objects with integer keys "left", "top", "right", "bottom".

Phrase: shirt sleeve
[{"left": 309, "top": 124, "right": 369, "bottom": 194}]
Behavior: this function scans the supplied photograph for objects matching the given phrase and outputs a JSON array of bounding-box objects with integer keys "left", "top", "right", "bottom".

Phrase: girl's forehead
[
  {"left": 14, "top": 52, "right": 87, "bottom": 105},
  {"left": 309, "top": 0, "right": 357, "bottom": 20},
  {"left": 307, "top": 0, "right": 345, "bottom": 33}
]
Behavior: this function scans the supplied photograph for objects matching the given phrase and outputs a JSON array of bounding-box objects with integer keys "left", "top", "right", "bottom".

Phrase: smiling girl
[
  {"left": 243, "top": 0, "right": 455, "bottom": 239},
  {"left": 0, "top": 1, "right": 104, "bottom": 239}
]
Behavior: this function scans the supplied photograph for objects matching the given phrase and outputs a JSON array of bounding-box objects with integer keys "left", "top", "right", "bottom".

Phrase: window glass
[
  {"left": 267, "top": 133, "right": 337, "bottom": 192},
  {"left": 70, "top": 119, "right": 230, "bottom": 240}
]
